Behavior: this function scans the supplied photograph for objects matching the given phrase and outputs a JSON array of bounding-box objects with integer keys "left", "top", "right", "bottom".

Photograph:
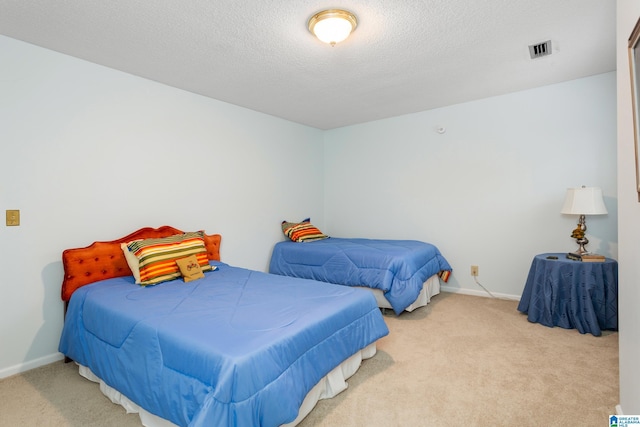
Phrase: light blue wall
[
  {"left": 324, "top": 72, "right": 617, "bottom": 298},
  {"left": 0, "top": 34, "right": 619, "bottom": 382},
  {"left": 0, "top": 35, "right": 324, "bottom": 376}
]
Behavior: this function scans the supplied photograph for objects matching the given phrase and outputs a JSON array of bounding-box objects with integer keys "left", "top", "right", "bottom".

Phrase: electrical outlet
[
  {"left": 470, "top": 265, "right": 479, "bottom": 276},
  {"left": 6, "top": 210, "right": 20, "bottom": 226}
]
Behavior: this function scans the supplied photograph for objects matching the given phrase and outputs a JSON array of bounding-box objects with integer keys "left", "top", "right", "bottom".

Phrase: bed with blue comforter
[
  {"left": 269, "top": 238, "right": 452, "bottom": 315},
  {"left": 58, "top": 226, "right": 389, "bottom": 427}
]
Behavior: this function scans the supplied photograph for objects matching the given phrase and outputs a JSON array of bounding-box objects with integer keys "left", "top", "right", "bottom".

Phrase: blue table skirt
[{"left": 517, "top": 253, "right": 618, "bottom": 336}]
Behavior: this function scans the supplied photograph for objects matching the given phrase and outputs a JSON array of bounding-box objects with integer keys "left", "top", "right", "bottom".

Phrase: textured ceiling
[{"left": 0, "top": 1, "right": 616, "bottom": 130}]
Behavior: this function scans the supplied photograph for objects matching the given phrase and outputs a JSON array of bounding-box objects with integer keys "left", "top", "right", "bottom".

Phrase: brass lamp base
[
  {"left": 570, "top": 214, "right": 591, "bottom": 255},
  {"left": 573, "top": 237, "right": 590, "bottom": 255}
]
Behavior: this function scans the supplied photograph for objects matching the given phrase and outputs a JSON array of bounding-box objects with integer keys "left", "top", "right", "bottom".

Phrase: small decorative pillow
[
  {"left": 127, "top": 231, "right": 212, "bottom": 286},
  {"left": 176, "top": 255, "right": 205, "bottom": 282},
  {"left": 281, "top": 218, "right": 328, "bottom": 243}
]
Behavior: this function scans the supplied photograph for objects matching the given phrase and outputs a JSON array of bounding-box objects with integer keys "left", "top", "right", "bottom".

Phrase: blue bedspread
[
  {"left": 269, "top": 238, "right": 452, "bottom": 315},
  {"left": 59, "top": 261, "right": 389, "bottom": 427}
]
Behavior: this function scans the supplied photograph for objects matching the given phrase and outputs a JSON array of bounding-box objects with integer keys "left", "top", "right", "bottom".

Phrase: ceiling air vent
[{"left": 529, "top": 40, "right": 552, "bottom": 59}]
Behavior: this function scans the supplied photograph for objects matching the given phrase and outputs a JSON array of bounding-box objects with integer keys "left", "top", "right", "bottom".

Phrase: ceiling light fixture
[{"left": 308, "top": 9, "right": 357, "bottom": 47}]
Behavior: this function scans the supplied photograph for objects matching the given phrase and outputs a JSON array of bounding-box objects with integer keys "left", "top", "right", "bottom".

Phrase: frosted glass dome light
[{"left": 308, "top": 9, "right": 358, "bottom": 46}]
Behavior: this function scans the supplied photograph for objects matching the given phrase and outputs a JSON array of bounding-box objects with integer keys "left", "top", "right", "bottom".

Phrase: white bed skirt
[
  {"left": 77, "top": 343, "right": 377, "bottom": 427},
  {"left": 355, "top": 273, "right": 440, "bottom": 312}
]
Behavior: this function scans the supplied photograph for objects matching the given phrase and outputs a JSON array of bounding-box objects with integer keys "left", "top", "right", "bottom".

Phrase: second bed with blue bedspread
[{"left": 269, "top": 238, "right": 452, "bottom": 315}]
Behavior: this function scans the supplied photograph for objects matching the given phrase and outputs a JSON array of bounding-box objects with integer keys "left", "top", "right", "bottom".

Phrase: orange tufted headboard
[{"left": 61, "top": 226, "right": 221, "bottom": 301}]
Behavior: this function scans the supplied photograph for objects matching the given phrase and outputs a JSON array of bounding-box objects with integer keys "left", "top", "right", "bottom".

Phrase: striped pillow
[
  {"left": 127, "top": 231, "right": 212, "bottom": 286},
  {"left": 281, "top": 219, "right": 328, "bottom": 243}
]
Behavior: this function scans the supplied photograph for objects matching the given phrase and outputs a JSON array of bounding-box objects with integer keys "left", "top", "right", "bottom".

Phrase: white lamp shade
[{"left": 560, "top": 187, "right": 608, "bottom": 215}]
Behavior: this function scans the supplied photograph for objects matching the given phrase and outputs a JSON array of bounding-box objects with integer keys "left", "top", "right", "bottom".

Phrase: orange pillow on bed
[
  {"left": 126, "top": 231, "right": 212, "bottom": 286},
  {"left": 281, "top": 218, "right": 328, "bottom": 243}
]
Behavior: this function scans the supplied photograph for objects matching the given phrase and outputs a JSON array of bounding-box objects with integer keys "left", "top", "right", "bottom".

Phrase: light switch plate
[{"left": 6, "top": 210, "right": 20, "bottom": 226}]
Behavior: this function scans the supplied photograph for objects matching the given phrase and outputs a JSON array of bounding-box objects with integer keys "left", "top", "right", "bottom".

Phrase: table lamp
[{"left": 560, "top": 186, "right": 607, "bottom": 255}]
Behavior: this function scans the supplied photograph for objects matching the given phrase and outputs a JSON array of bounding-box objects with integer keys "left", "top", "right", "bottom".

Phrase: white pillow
[{"left": 120, "top": 242, "right": 141, "bottom": 284}]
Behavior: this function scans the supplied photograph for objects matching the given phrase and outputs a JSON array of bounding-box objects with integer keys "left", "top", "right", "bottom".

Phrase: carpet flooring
[{"left": 0, "top": 292, "right": 618, "bottom": 427}]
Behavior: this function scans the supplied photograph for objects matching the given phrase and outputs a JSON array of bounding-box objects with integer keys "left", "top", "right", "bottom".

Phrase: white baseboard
[
  {"left": 440, "top": 285, "right": 521, "bottom": 301},
  {"left": 0, "top": 352, "right": 65, "bottom": 380},
  {"left": 616, "top": 404, "right": 623, "bottom": 415}
]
